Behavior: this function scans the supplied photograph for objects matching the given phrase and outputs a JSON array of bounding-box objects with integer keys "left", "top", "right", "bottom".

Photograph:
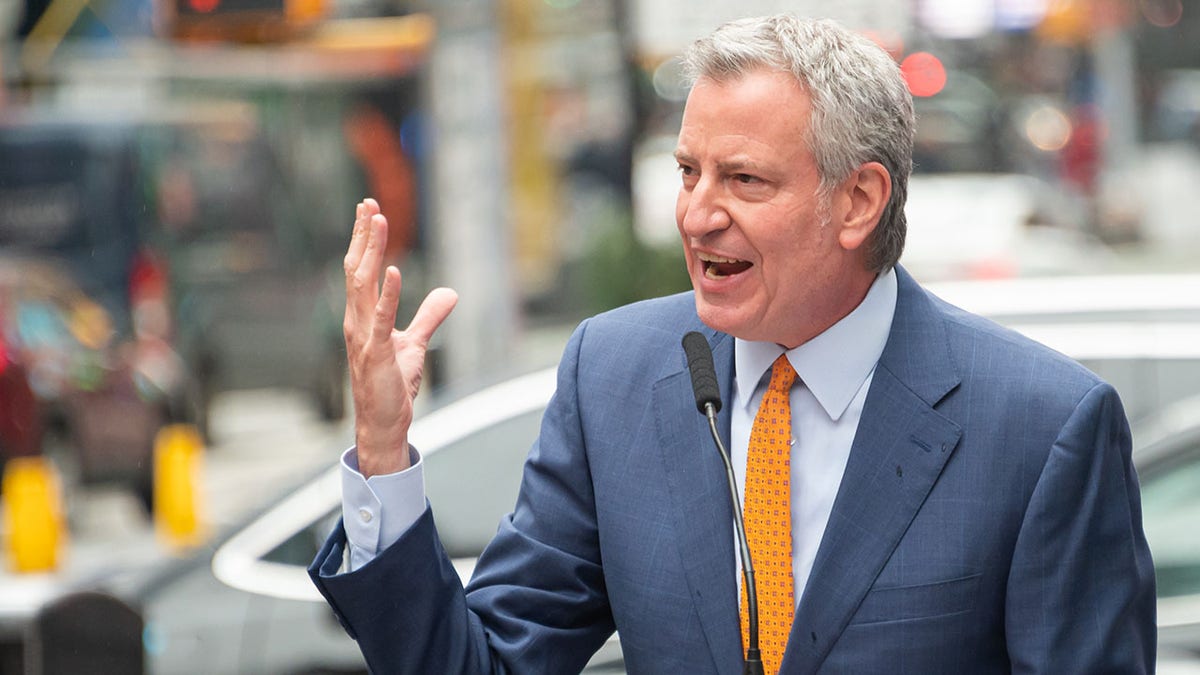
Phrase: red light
[
  {"left": 901, "top": 52, "right": 947, "bottom": 98},
  {"left": 130, "top": 251, "right": 173, "bottom": 340},
  {"left": 130, "top": 251, "right": 168, "bottom": 304},
  {"left": 187, "top": 0, "right": 220, "bottom": 13}
]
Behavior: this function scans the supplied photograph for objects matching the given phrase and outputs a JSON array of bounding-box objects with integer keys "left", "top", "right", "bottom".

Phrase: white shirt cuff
[{"left": 340, "top": 445, "right": 426, "bottom": 571}]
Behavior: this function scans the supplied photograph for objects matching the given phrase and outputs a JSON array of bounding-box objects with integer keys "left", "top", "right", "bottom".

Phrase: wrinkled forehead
[
  {"left": 675, "top": 70, "right": 815, "bottom": 165},
  {"left": 679, "top": 70, "right": 811, "bottom": 134}
]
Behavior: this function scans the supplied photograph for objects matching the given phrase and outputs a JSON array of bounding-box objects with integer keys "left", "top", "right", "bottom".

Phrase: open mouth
[{"left": 698, "top": 252, "right": 753, "bottom": 279}]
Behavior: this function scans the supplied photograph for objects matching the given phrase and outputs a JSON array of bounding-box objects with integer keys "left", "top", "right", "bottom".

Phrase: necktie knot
[{"left": 767, "top": 354, "right": 797, "bottom": 394}]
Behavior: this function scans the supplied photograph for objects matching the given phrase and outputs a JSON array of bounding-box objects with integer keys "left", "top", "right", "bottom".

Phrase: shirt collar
[{"left": 733, "top": 267, "right": 898, "bottom": 421}]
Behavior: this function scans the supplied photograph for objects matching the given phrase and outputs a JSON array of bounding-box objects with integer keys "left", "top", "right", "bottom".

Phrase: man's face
[{"left": 675, "top": 69, "right": 868, "bottom": 348}]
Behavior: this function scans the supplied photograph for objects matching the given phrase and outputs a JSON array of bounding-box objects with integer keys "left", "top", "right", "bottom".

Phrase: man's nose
[{"left": 679, "top": 178, "right": 731, "bottom": 237}]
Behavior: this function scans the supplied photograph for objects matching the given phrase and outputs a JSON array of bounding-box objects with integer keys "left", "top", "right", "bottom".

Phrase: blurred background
[{"left": 2, "top": 0, "right": 1200, "bottom": 673}]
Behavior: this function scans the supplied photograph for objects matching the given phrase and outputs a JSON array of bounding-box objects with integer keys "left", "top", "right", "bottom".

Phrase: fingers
[
  {"left": 361, "top": 215, "right": 389, "bottom": 289},
  {"left": 365, "top": 265, "right": 457, "bottom": 357},
  {"left": 343, "top": 198, "right": 456, "bottom": 369},
  {"left": 344, "top": 201, "right": 386, "bottom": 283},
  {"left": 343, "top": 200, "right": 376, "bottom": 282},
  {"left": 406, "top": 287, "right": 459, "bottom": 347},
  {"left": 372, "top": 265, "right": 403, "bottom": 344},
  {"left": 344, "top": 200, "right": 390, "bottom": 337}
]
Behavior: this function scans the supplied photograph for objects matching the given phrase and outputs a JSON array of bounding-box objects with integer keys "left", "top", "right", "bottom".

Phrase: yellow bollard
[
  {"left": 153, "top": 424, "right": 207, "bottom": 550},
  {"left": 1, "top": 456, "right": 67, "bottom": 573}
]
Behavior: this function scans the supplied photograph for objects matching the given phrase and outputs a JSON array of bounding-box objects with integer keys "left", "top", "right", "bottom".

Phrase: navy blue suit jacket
[{"left": 310, "top": 267, "right": 1156, "bottom": 673}]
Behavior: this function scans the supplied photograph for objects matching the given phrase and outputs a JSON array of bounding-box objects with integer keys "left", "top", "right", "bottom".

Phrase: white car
[{"left": 902, "top": 172, "right": 1110, "bottom": 281}]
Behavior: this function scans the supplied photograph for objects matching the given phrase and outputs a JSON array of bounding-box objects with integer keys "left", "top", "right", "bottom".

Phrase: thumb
[{"left": 406, "top": 287, "right": 459, "bottom": 346}]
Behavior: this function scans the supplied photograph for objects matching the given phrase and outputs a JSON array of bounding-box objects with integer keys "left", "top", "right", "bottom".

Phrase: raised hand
[{"left": 342, "top": 198, "right": 458, "bottom": 477}]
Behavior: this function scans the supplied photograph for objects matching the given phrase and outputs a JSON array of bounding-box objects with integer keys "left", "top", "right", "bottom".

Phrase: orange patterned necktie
[{"left": 741, "top": 354, "right": 797, "bottom": 674}]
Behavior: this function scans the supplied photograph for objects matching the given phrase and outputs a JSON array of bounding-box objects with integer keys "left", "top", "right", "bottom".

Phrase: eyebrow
[
  {"left": 716, "top": 158, "right": 760, "bottom": 174},
  {"left": 673, "top": 150, "right": 763, "bottom": 175}
]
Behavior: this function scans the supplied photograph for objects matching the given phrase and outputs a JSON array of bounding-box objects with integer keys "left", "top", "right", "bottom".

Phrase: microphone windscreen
[{"left": 681, "top": 331, "right": 722, "bottom": 414}]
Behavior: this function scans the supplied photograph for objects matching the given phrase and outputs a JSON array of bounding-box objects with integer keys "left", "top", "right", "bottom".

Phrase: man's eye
[
  {"left": 678, "top": 164, "right": 695, "bottom": 176},
  {"left": 734, "top": 174, "right": 760, "bottom": 184}
]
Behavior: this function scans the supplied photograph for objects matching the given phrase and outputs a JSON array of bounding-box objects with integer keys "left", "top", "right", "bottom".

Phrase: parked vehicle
[
  {"left": 0, "top": 111, "right": 199, "bottom": 508},
  {"left": 138, "top": 109, "right": 350, "bottom": 441},
  {"left": 902, "top": 172, "right": 1112, "bottom": 281},
  {"left": 0, "top": 256, "right": 182, "bottom": 510},
  {"left": 1135, "top": 393, "right": 1200, "bottom": 661},
  {"left": 926, "top": 273, "right": 1200, "bottom": 424},
  {"left": 1, "top": 106, "right": 352, "bottom": 445}
]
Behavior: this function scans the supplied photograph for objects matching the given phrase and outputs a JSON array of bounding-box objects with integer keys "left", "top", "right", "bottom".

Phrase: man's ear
[{"left": 834, "top": 162, "right": 892, "bottom": 252}]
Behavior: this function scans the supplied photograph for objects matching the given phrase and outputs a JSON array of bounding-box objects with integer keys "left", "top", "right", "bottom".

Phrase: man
[{"left": 311, "top": 15, "right": 1156, "bottom": 674}]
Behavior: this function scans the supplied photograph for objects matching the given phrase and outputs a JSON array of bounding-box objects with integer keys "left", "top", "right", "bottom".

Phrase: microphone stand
[
  {"left": 701, "top": 401, "right": 765, "bottom": 675},
  {"left": 682, "top": 331, "right": 764, "bottom": 675}
]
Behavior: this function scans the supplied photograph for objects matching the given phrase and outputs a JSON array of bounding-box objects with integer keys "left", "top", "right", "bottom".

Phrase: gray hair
[{"left": 681, "top": 15, "right": 914, "bottom": 272}]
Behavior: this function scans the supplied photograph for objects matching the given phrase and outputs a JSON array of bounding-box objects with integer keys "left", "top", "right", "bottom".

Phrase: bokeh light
[
  {"left": 901, "top": 52, "right": 948, "bottom": 98},
  {"left": 1025, "top": 105, "right": 1073, "bottom": 151},
  {"left": 1140, "top": 0, "right": 1184, "bottom": 28},
  {"left": 919, "top": 0, "right": 994, "bottom": 39},
  {"left": 652, "top": 57, "right": 690, "bottom": 102},
  {"left": 186, "top": 0, "right": 219, "bottom": 13},
  {"left": 995, "top": 0, "right": 1050, "bottom": 30}
]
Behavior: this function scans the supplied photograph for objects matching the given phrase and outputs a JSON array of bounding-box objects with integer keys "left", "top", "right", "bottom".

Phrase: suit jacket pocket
[{"left": 849, "top": 572, "right": 981, "bottom": 626}]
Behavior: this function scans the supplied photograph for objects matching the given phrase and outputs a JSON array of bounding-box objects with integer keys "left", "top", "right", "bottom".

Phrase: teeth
[
  {"left": 697, "top": 252, "right": 743, "bottom": 264},
  {"left": 698, "top": 251, "right": 750, "bottom": 280}
]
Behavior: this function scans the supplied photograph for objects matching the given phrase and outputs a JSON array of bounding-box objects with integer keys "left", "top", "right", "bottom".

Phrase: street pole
[{"left": 424, "top": 0, "right": 518, "bottom": 388}]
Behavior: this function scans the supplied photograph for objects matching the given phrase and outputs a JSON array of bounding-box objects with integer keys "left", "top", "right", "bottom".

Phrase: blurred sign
[
  {"left": 176, "top": 0, "right": 282, "bottom": 16},
  {"left": 1036, "top": 0, "right": 1135, "bottom": 44},
  {"left": 159, "top": 0, "right": 324, "bottom": 42},
  {"left": 631, "top": 0, "right": 912, "bottom": 60}
]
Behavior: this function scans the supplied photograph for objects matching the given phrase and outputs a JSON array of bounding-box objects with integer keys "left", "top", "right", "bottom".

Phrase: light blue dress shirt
[
  {"left": 730, "top": 268, "right": 896, "bottom": 604},
  {"left": 341, "top": 269, "right": 898, "bottom": 581}
]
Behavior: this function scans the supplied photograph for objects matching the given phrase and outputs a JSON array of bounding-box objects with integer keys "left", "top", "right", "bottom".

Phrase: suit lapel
[
  {"left": 783, "top": 268, "right": 964, "bottom": 674},
  {"left": 652, "top": 329, "right": 744, "bottom": 673}
]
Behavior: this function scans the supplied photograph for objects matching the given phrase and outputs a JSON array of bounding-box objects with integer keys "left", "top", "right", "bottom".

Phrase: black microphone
[
  {"left": 682, "top": 331, "right": 722, "bottom": 414},
  {"left": 681, "top": 332, "right": 764, "bottom": 675}
]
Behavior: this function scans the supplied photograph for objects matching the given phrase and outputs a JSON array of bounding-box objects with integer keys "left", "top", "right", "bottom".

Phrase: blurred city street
[
  {"left": 2, "top": 0, "right": 1200, "bottom": 671},
  {"left": 3, "top": 387, "right": 348, "bottom": 599},
  {"left": 76, "top": 388, "right": 346, "bottom": 543}
]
